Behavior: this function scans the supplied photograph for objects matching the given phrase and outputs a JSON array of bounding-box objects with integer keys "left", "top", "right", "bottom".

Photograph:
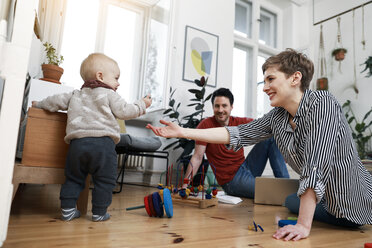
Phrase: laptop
[{"left": 254, "top": 177, "right": 299, "bottom": 206}]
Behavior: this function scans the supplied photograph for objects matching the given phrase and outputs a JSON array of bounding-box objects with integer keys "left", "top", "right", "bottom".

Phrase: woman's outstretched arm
[{"left": 146, "top": 120, "right": 230, "bottom": 144}]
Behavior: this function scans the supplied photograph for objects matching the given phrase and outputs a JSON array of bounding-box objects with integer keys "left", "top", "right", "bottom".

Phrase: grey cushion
[{"left": 116, "top": 134, "right": 162, "bottom": 152}]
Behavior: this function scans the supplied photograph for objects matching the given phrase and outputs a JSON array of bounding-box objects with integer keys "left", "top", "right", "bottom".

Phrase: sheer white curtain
[{"left": 38, "top": 0, "right": 66, "bottom": 51}]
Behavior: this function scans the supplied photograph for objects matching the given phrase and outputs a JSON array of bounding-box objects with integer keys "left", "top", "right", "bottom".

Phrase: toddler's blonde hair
[{"left": 80, "top": 53, "right": 118, "bottom": 81}]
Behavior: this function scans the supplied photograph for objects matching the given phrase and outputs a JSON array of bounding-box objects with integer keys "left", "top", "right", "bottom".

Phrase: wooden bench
[{"left": 13, "top": 107, "right": 89, "bottom": 215}]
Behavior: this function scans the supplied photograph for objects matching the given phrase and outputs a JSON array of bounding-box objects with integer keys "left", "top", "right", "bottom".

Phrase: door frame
[{"left": 0, "top": 0, "right": 36, "bottom": 245}]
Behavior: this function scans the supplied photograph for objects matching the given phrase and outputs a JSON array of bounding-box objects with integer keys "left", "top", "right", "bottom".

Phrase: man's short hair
[
  {"left": 261, "top": 48, "right": 314, "bottom": 91},
  {"left": 211, "top": 88, "right": 234, "bottom": 105}
]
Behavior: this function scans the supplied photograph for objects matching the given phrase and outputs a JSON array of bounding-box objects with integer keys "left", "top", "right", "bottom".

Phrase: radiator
[{"left": 118, "top": 154, "right": 145, "bottom": 170}]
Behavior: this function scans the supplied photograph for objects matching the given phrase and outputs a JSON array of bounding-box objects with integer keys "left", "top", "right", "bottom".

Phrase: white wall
[
  {"left": 168, "top": 0, "right": 235, "bottom": 119},
  {"left": 282, "top": 1, "right": 311, "bottom": 50},
  {"left": 139, "top": 0, "right": 235, "bottom": 180},
  {"left": 309, "top": 1, "right": 372, "bottom": 121},
  {"left": 124, "top": 0, "right": 235, "bottom": 185}
]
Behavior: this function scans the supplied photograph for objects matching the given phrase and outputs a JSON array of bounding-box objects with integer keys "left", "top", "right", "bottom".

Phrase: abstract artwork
[{"left": 182, "top": 26, "right": 219, "bottom": 87}]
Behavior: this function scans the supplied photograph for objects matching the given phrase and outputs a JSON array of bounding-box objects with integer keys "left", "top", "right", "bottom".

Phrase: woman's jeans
[
  {"left": 284, "top": 193, "right": 362, "bottom": 228},
  {"left": 222, "top": 137, "right": 289, "bottom": 198}
]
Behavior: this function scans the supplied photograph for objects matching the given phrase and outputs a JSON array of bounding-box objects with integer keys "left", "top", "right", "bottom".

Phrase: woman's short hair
[{"left": 262, "top": 48, "right": 314, "bottom": 91}]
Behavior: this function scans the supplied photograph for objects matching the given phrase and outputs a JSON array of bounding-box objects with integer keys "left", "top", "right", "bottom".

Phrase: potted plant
[
  {"left": 342, "top": 100, "right": 372, "bottom": 159},
  {"left": 40, "top": 42, "right": 64, "bottom": 84},
  {"left": 361, "top": 56, "right": 372, "bottom": 78},
  {"left": 316, "top": 77, "right": 328, "bottom": 91},
  {"left": 317, "top": 25, "right": 328, "bottom": 91},
  {"left": 332, "top": 48, "right": 347, "bottom": 61},
  {"left": 163, "top": 76, "right": 212, "bottom": 161}
]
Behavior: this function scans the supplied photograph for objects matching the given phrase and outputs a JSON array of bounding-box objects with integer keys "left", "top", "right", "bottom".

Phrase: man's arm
[
  {"left": 273, "top": 188, "right": 316, "bottom": 241},
  {"left": 182, "top": 144, "right": 207, "bottom": 188}
]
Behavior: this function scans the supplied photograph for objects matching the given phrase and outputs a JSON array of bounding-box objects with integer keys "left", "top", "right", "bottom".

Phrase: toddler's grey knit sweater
[{"left": 35, "top": 87, "right": 146, "bottom": 144}]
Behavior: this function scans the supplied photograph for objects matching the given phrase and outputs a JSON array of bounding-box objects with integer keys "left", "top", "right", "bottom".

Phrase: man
[{"left": 182, "top": 88, "right": 289, "bottom": 198}]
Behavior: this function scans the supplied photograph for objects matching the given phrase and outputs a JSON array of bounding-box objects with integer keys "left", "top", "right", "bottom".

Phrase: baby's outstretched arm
[{"left": 143, "top": 94, "right": 152, "bottom": 108}]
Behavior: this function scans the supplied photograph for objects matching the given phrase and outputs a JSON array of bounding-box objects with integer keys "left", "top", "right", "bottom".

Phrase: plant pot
[
  {"left": 316, "top": 77, "right": 328, "bottom": 91},
  {"left": 332, "top": 48, "right": 347, "bottom": 61},
  {"left": 40, "top": 64, "right": 64, "bottom": 84}
]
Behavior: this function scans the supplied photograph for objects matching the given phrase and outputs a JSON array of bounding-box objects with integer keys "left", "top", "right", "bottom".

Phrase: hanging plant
[
  {"left": 361, "top": 4, "right": 366, "bottom": 50},
  {"left": 332, "top": 48, "right": 347, "bottom": 61},
  {"left": 317, "top": 77, "right": 329, "bottom": 91},
  {"left": 361, "top": 56, "right": 372, "bottom": 77},
  {"left": 332, "top": 17, "right": 347, "bottom": 75},
  {"left": 316, "top": 25, "right": 328, "bottom": 91}
]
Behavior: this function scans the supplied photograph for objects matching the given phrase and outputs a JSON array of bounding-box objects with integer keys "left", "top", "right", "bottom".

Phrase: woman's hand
[
  {"left": 146, "top": 120, "right": 183, "bottom": 138},
  {"left": 273, "top": 188, "right": 315, "bottom": 241},
  {"left": 272, "top": 223, "right": 310, "bottom": 241}
]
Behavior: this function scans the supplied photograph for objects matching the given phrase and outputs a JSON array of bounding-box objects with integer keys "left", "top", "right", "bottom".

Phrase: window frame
[
  {"left": 59, "top": 0, "right": 174, "bottom": 112},
  {"left": 141, "top": 0, "right": 175, "bottom": 112},
  {"left": 234, "top": 0, "right": 253, "bottom": 38},
  {"left": 233, "top": 0, "right": 282, "bottom": 118},
  {"left": 232, "top": 44, "right": 253, "bottom": 117},
  {"left": 96, "top": 0, "right": 148, "bottom": 104},
  {"left": 256, "top": 51, "right": 274, "bottom": 117},
  {"left": 259, "top": 7, "right": 277, "bottom": 47}
]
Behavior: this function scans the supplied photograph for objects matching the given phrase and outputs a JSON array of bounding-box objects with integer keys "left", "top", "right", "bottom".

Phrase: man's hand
[
  {"left": 143, "top": 94, "right": 152, "bottom": 108},
  {"left": 146, "top": 120, "right": 183, "bottom": 138},
  {"left": 273, "top": 223, "right": 310, "bottom": 241}
]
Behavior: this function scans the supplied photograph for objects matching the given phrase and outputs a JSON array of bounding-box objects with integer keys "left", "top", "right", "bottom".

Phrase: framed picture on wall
[{"left": 182, "top": 25, "right": 219, "bottom": 87}]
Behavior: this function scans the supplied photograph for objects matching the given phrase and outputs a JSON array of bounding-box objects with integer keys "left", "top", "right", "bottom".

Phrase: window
[
  {"left": 232, "top": 46, "right": 252, "bottom": 117},
  {"left": 256, "top": 54, "right": 273, "bottom": 117},
  {"left": 234, "top": 0, "right": 252, "bottom": 38},
  {"left": 232, "top": 0, "right": 280, "bottom": 118},
  {"left": 143, "top": 0, "right": 171, "bottom": 110},
  {"left": 60, "top": 0, "right": 172, "bottom": 110},
  {"left": 259, "top": 8, "right": 277, "bottom": 47},
  {"left": 60, "top": 0, "right": 99, "bottom": 90}
]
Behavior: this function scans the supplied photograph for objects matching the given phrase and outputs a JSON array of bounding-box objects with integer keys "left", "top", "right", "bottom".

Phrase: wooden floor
[{"left": 4, "top": 184, "right": 372, "bottom": 248}]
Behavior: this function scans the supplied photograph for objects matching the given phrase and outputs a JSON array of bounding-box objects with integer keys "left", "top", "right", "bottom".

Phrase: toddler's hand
[{"left": 143, "top": 94, "right": 152, "bottom": 108}]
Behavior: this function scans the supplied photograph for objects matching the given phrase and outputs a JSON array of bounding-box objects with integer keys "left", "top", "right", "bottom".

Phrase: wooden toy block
[{"left": 171, "top": 195, "right": 218, "bottom": 209}]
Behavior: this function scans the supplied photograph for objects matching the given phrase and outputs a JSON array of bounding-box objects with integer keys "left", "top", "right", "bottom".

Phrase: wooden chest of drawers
[{"left": 22, "top": 107, "right": 69, "bottom": 168}]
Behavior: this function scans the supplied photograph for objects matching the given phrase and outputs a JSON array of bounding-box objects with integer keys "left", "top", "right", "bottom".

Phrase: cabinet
[
  {"left": 26, "top": 78, "right": 74, "bottom": 109},
  {"left": 16, "top": 78, "right": 74, "bottom": 158},
  {"left": 13, "top": 108, "right": 89, "bottom": 215},
  {"left": 22, "top": 107, "right": 68, "bottom": 168}
]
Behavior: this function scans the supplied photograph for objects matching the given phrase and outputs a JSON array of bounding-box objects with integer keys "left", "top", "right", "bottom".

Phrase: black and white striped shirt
[{"left": 226, "top": 89, "right": 372, "bottom": 225}]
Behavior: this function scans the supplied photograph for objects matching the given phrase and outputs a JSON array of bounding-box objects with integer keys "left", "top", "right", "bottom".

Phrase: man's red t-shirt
[{"left": 196, "top": 116, "right": 253, "bottom": 185}]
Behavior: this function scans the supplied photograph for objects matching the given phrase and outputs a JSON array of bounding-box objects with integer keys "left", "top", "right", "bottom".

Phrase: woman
[{"left": 147, "top": 49, "right": 372, "bottom": 241}]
